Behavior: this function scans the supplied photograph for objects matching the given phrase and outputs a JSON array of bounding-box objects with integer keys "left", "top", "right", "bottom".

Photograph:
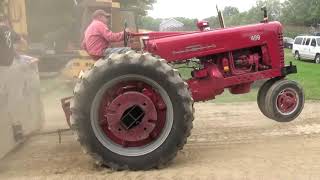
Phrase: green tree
[
  {"left": 223, "top": 6, "right": 239, "bottom": 17},
  {"left": 139, "top": 0, "right": 319, "bottom": 37},
  {"left": 174, "top": 17, "right": 198, "bottom": 31},
  {"left": 139, "top": 16, "right": 162, "bottom": 30},
  {"left": 281, "top": 0, "right": 320, "bottom": 26},
  {"left": 256, "top": 0, "right": 281, "bottom": 21},
  {"left": 214, "top": 0, "right": 281, "bottom": 27},
  {"left": 121, "top": 0, "right": 157, "bottom": 30},
  {"left": 204, "top": 16, "right": 220, "bottom": 28},
  {"left": 120, "top": 0, "right": 157, "bottom": 16}
]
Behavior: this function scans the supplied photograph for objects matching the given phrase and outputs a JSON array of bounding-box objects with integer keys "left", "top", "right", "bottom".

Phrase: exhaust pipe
[{"left": 216, "top": 5, "right": 225, "bottom": 28}]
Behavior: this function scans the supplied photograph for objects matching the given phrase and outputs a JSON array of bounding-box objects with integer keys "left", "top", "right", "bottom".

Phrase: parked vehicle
[
  {"left": 314, "top": 32, "right": 320, "bottom": 36},
  {"left": 292, "top": 36, "right": 320, "bottom": 64},
  {"left": 284, "top": 37, "right": 294, "bottom": 49}
]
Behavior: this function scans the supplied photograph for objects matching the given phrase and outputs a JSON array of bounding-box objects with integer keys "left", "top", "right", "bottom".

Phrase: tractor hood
[{"left": 144, "top": 21, "right": 283, "bottom": 62}]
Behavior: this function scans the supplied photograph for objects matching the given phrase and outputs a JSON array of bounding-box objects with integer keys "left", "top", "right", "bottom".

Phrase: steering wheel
[{"left": 124, "top": 21, "right": 130, "bottom": 47}]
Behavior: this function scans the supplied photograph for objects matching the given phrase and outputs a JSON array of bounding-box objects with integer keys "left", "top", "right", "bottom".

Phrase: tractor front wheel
[
  {"left": 71, "top": 51, "right": 194, "bottom": 170},
  {"left": 257, "top": 79, "right": 279, "bottom": 118},
  {"left": 262, "top": 79, "right": 304, "bottom": 122}
]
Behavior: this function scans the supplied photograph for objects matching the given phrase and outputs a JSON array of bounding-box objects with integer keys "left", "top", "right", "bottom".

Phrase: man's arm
[{"left": 98, "top": 24, "right": 124, "bottom": 42}]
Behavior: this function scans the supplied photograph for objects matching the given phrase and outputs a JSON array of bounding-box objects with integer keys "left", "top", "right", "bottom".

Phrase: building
[{"left": 159, "top": 18, "right": 184, "bottom": 32}]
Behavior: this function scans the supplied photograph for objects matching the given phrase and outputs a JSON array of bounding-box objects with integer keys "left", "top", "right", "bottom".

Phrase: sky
[{"left": 148, "top": 0, "right": 261, "bottom": 19}]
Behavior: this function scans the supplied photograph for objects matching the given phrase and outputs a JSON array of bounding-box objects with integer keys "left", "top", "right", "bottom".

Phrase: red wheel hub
[
  {"left": 276, "top": 89, "right": 298, "bottom": 114},
  {"left": 99, "top": 81, "right": 167, "bottom": 147}
]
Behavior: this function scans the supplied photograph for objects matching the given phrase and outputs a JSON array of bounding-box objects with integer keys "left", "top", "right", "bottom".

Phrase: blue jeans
[{"left": 104, "top": 47, "right": 131, "bottom": 58}]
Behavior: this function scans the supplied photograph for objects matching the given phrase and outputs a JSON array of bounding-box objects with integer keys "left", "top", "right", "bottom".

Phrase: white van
[{"left": 292, "top": 36, "right": 320, "bottom": 64}]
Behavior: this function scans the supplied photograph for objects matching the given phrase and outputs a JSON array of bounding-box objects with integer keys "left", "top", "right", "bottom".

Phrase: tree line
[
  {"left": 1, "top": 0, "right": 318, "bottom": 38},
  {"left": 140, "top": 0, "right": 320, "bottom": 37}
]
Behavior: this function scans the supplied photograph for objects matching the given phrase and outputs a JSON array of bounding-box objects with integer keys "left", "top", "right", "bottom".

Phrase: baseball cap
[{"left": 92, "top": 9, "right": 111, "bottom": 19}]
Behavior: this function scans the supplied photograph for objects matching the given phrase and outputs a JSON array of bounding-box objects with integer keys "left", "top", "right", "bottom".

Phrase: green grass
[{"left": 284, "top": 49, "right": 320, "bottom": 100}]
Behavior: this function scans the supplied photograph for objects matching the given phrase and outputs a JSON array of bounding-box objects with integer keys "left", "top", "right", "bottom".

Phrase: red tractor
[{"left": 65, "top": 8, "right": 304, "bottom": 170}]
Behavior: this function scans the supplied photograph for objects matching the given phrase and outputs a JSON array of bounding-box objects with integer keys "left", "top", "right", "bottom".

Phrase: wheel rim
[
  {"left": 316, "top": 56, "right": 320, "bottom": 64},
  {"left": 91, "top": 75, "right": 173, "bottom": 157},
  {"left": 276, "top": 88, "right": 299, "bottom": 116},
  {"left": 295, "top": 52, "right": 299, "bottom": 60}
]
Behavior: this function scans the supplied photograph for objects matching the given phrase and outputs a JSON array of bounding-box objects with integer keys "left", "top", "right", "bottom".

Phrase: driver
[{"left": 82, "top": 9, "right": 131, "bottom": 60}]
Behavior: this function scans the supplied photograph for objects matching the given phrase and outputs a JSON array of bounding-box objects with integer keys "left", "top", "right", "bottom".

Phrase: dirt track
[{"left": 0, "top": 101, "right": 320, "bottom": 180}]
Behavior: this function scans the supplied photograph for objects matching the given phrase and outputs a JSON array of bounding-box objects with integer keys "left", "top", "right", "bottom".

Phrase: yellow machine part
[
  {"left": 6, "top": 0, "right": 28, "bottom": 36},
  {"left": 62, "top": 54, "right": 95, "bottom": 80},
  {"left": 61, "top": 50, "right": 95, "bottom": 80}
]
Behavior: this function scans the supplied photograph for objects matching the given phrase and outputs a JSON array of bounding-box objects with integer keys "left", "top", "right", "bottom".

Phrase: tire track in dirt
[
  {"left": 0, "top": 101, "right": 319, "bottom": 180},
  {"left": 190, "top": 102, "right": 320, "bottom": 143}
]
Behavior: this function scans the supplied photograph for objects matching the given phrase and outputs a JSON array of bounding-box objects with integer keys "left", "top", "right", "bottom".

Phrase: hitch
[
  {"left": 216, "top": 5, "right": 225, "bottom": 28},
  {"left": 61, "top": 96, "right": 73, "bottom": 128},
  {"left": 281, "top": 62, "right": 297, "bottom": 76}
]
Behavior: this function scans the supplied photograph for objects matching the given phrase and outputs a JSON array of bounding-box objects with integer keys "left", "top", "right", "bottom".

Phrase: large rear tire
[{"left": 71, "top": 51, "right": 194, "bottom": 170}]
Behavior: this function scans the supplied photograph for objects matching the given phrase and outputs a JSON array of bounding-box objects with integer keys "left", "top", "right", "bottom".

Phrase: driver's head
[{"left": 92, "top": 10, "right": 111, "bottom": 25}]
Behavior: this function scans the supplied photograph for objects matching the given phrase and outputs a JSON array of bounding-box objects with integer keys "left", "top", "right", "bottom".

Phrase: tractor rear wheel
[
  {"left": 264, "top": 79, "right": 304, "bottom": 122},
  {"left": 71, "top": 51, "right": 194, "bottom": 170}
]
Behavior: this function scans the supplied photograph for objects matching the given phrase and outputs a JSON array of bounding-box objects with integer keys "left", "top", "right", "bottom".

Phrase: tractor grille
[{"left": 278, "top": 33, "right": 285, "bottom": 66}]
